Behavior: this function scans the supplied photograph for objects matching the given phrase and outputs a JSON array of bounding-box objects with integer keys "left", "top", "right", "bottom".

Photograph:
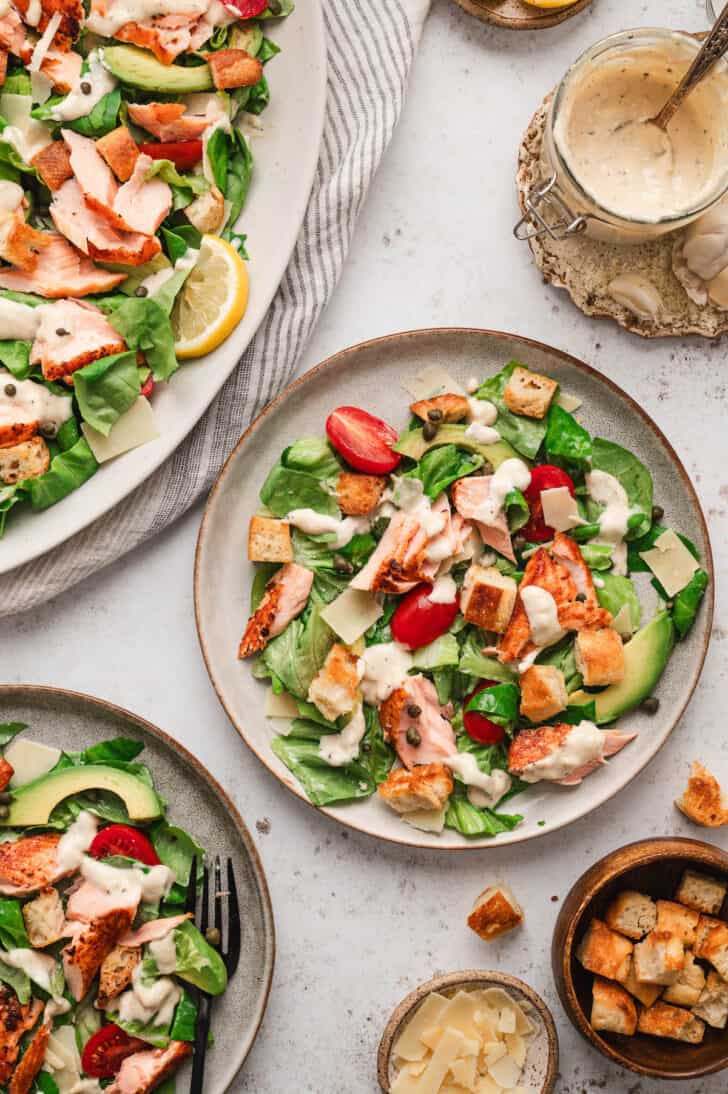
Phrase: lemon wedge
[
  {"left": 521, "top": 0, "right": 578, "bottom": 8},
  {"left": 172, "top": 235, "right": 249, "bottom": 359}
]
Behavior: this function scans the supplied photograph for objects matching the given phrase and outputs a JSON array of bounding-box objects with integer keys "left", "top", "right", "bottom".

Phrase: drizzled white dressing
[
  {"left": 1, "top": 948, "right": 56, "bottom": 991},
  {"left": 428, "top": 573, "right": 457, "bottom": 604},
  {"left": 283, "top": 508, "right": 370, "bottom": 549},
  {"left": 0, "top": 297, "right": 41, "bottom": 340},
  {"left": 0, "top": 367, "right": 73, "bottom": 434},
  {"left": 585, "top": 469, "right": 632, "bottom": 575},
  {"left": 318, "top": 703, "right": 367, "bottom": 766},
  {"left": 442, "top": 753, "right": 511, "bottom": 809},
  {"left": 80, "top": 856, "right": 175, "bottom": 905},
  {"left": 358, "top": 642, "right": 413, "bottom": 704},
  {"left": 149, "top": 932, "right": 177, "bottom": 975},
  {"left": 520, "top": 586, "right": 565, "bottom": 648},
  {"left": 86, "top": 0, "right": 208, "bottom": 37},
  {"left": 51, "top": 52, "right": 117, "bottom": 123},
  {"left": 110, "top": 963, "right": 182, "bottom": 1028},
  {"left": 56, "top": 810, "right": 98, "bottom": 873},
  {"left": 472, "top": 458, "right": 531, "bottom": 526},
  {"left": 519, "top": 721, "right": 604, "bottom": 783}
]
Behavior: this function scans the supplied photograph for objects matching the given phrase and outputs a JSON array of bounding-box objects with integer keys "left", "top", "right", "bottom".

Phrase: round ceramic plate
[
  {"left": 0, "top": 0, "right": 327, "bottom": 576},
  {"left": 0, "top": 685, "right": 275, "bottom": 1092},
  {"left": 194, "top": 328, "right": 714, "bottom": 850},
  {"left": 452, "top": 0, "right": 591, "bottom": 30}
]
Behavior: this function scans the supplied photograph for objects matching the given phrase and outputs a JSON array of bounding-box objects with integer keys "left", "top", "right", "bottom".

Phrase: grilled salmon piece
[
  {"left": 0, "top": 410, "right": 39, "bottom": 450},
  {"left": 0, "top": 8, "right": 26, "bottom": 52},
  {"left": 30, "top": 298, "right": 127, "bottom": 381},
  {"left": 378, "top": 675, "right": 456, "bottom": 770},
  {"left": 0, "top": 50, "right": 7, "bottom": 86},
  {"left": 118, "top": 912, "right": 191, "bottom": 948},
  {"left": 112, "top": 153, "right": 172, "bottom": 236},
  {"left": 106, "top": 1041, "right": 192, "bottom": 1094},
  {"left": 0, "top": 232, "right": 126, "bottom": 298},
  {"left": 51, "top": 178, "right": 161, "bottom": 266},
  {"left": 238, "top": 563, "right": 313, "bottom": 658},
  {"left": 8, "top": 1021, "right": 50, "bottom": 1094},
  {"left": 96, "top": 945, "right": 140, "bottom": 1009},
  {"left": 508, "top": 723, "right": 636, "bottom": 785},
  {"left": 115, "top": 12, "right": 202, "bottom": 63},
  {"left": 15, "top": 0, "right": 83, "bottom": 50},
  {"left": 0, "top": 992, "right": 43, "bottom": 1086},
  {"left": 63, "top": 906, "right": 136, "bottom": 1001},
  {"left": 127, "top": 100, "right": 221, "bottom": 142},
  {"left": 0, "top": 834, "right": 67, "bottom": 896},
  {"left": 62, "top": 128, "right": 117, "bottom": 210},
  {"left": 349, "top": 496, "right": 455, "bottom": 594},
  {"left": 38, "top": 46, "right": 82, "bottom": 91},
  {"left": 451, "top": 476, "right": 515, "bottom": 562}
]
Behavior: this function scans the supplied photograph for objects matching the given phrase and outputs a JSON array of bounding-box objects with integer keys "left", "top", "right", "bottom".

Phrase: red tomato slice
[
  {"left": 325, "top": 406, "right": 401, "bottom": 474},
  {"left": 522, "top": 464, "right": 576, "bottom": 543},
  {"left": 89, "top": 824, "right": 160, "bottom": 866},
  {"left": 463, "top": 681, "right": 506, "bottom": 745},
  {"left": 138, "top": 140, "right": 202, "bottom": 171},
  {"left": 223, "top": 0, "right": 268, "bottom": 15},
  {"left": 390, "top": 583, "right": 459, "bottom": 651},
  {"left": 140, "top": 374, "right": 154, "bottom": 399},
  {"left": 82, "top": 1025, "right": 147, "bottom": 1079}
]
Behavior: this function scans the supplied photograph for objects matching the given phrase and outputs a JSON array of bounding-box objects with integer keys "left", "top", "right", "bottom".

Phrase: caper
[
  {"left": 80, "top": 80, "right": 92, "bottom": 94},
  {"left": 40, "top": 420, "right": 57, "bottom": 438},
  {"left": 406, "top": 703, "right": 422, "bottom": 718},
  {"left": 55, "top": 327, "right": 69, "bottom": 337},
  {"left": 0, "top": 793, "right": 12, "bottom": 805},
  {"left": 205, "top": 926, "right": 221, "bottom": 946},
  {"left": 3, "top": 383, "right": 15, "bottom": 397},
  {"left": 405, "top": 727, "right": 421, "bottom": 747},
  {"left": 575, "top": 592, "right": 587, "bottom": 603},
  {"left": 641, "top": 697, "right": 660, "bottom": 715},
  {"left": 333, "top": 554, "right": 353, "bottom": 574},
  {"left": 135, "top": 285, "right": 149, "bottom": 298},
  {"left": 361, "top": 742, "right": 371, "bottom": 754},
  {"left": 0, "top": 806, "right": 10, "bottom": 820},
  {"left": 427, "top": 408, "right": 443, "bottom": 422},
  {"left": 652, "top": 505, "right": 664, "bottom": 522},
  {"left": 422, "top": 420, "right": 439, "bottom": 442}
]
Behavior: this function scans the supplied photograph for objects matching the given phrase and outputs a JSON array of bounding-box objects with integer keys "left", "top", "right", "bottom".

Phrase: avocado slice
[
  {"left": 230, "top": 22, "right": 263, "bottom": 55},
  {"left": 569, "top": 610, "right": 675, "bottom": 725},
  {"left": 3, "top": 764, "right": 164, "bottom": 826},
  {"left": 394, "top": 425, "right": 518, "bottom": 468},
  {"left": 103, "top": 46, "right": 213, "bottom": 93}
]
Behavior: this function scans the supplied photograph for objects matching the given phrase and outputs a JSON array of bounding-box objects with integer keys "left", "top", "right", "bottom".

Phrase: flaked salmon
[
  {"left": 30, "top": 298, "right": 126, "bottom": 381},
  {"left": 62, "top": 128, "right": 117, "bottom": 211},
  {"left": 0, "top": 232, "right": 126, "bottom": 297},
  {"left": 378, "top": 675, "right": 456, "bottom": 769},
  {"left": 118, "top": 912, "right": 191, "bottom": 948},
  {"left": 15, "top": 0, "right": 83, "bottom": 51},
  {"left": 63, "top": 905, "right": 136, "bottom": 1001},
  {"left": 349, "top": 496, "right": 451, "bottom": 594},
  {"left": 7, "top": 1021, "right": 49, "bottom": 1094},
  {"left": 0, "top": 992, "right": 43, "bottom": 1086},
  {"left": 0, "top": 834, "right": 67, "bottom": 896},
  {"left": 37, "top": 46, "right": 81, "bottom": 91},
  {"left": 116, "top": 12, "right": 204, "bottom": 64},
  {"left": 238, "top": 562, "right": 313, "bottom": 658},
  {"left": 0, "top": 9, "right": 27, "bottom": 54},
  {"left": 106, "top": 1041, "right": 193, "bottom": 1094},
  {"left": 451, "top": 476, "right": 515, "bottom": 562},
  {"left": 508, "top": 722, "right": 637, "bottom": 785},
  {"left": 128, "top": 99, "right": 218, "bottom": 142},
  {"left": 51, "top": 177, "right": 161, "bottom": 266},
  {"left": 112, "top": 153, "right": 172, "bottom": 235}
]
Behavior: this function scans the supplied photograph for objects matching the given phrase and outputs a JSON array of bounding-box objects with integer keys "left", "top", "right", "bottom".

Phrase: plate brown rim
[
  {"left": 0, "top": 682, "right": 276, "bottom": 1092},
  {"left": 452, "top": 0, "right": 591, "bottom": 30},
  {"left": 194, "top": 326, "right": 714, "bottom": 852}
]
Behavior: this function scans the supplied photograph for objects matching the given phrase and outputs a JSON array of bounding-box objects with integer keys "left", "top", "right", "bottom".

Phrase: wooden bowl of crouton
[{"left": 553, "top": 838, "right": 728, "bottom": 1079}]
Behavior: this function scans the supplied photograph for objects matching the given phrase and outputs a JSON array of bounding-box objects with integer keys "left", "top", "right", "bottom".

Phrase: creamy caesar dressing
[
  {"left": 25, "top": 0, "right": 41, "bottom": 24},
  {"left": 425, "top": 524, "right": 455, "bottom": 563},
  {"left": 0, "top": 94, "right": 53, "bottom": 162},
  {"left": 519, "top": 721, "right": 604, "bottom": 783},
  {"left": 51, "top": 52, "right": 117, "bottom": 122},
  {"left": 149, "top": 931, "right": 178, "bottom": 975},
  {"left": 359, "top": 642, "right": 413, "bottom": 704},
  {"left": 0, "top": 296, "right": 41, "bottom": 340},
  {"left": 467, "top": 396, "right": 498, "bottom": 426},
  {"left": 318, "top": 702, "right": 367, "bottom": 766},
  {"left": 472, "top": 458, "right": 531, "bottom": 527},
  {"left": 110, "top": 963, "right": 182, "bottom": 1028},
  {"left": 520, "top": 586, "right": 565, "bottom": 648},
  {"left": 2, "top": 947, "right": 57, "bottom": 991},
  {"left": 442, "top": 753, "right": 511, "bottom": 809},
  {"left": 56, "top": 810, "right": 98, "bottom": 873},
  {"left": 80, "top": 856, "right": 175, "bottom": 905},
  {"left": 87, "top": 0, "right": 208, "bottom": 37},
  {"left": 517, "top": 647, "right": 542, "bottom": 674},
  {"left": 465, "top": 421, "right": 500, "bottom": 446},
  {"left": 585, "top": 468, "right": 632, "bottom": 575},
  {"left": 428, "top": 573, "right": 457, "bottom": 604},
  {"left": 283, "top": 508, "right": 370, "bottom": 549},
  {"left": 390, "top": 477, "right": 447, "bottom": 538},
  {"left": 0, "top": 367, "right": 73, "bottom": 433}
]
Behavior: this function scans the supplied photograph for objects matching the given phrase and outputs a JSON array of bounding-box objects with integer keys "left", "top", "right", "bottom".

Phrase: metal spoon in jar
[{"left": 651, "top": 1, "right": 728, "bottom": 130}]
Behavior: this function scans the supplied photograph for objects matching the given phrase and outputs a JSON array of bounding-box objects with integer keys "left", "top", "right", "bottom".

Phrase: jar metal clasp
[{"left": 513, "top": 173, "right": 588, "bottom": 241}]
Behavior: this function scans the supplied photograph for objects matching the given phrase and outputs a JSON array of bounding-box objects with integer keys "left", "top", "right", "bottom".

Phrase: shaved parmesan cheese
[
  {"left": 640, "top": 529, "right": 700, "bottom": 597},
  {"left": 82, "top": 397, "right": 159, "bottom": 463},
  {"left": 29, "top": 10, "right": 61, "bottom": 71},
  {"left": 488, "top": 1052, "right": 522, "bottom": 1089},
  {"left": 391, "top": 1063, "right": 427, "bottom": 1094},
  {"left": 611, "top": 604, "right": 634, "bottom": 637},
  {"left": 449, "top": 1053, "right": 477, "bottom": 1089},
  {"left": 403, "top": 366, "right": 466, "bottom": 401},
  {"left": 264, "top": 689, "right": 299, "bottom": 719},
  {"left": 402, "top": 808, "right": 446, "bottom": 834},
  {"left": 540, "top": 486, "right": 585, "bottom": 532},
  {"left": 393, "top": 993, "right": 449, "bottom": 1062},
  {"left": 418, "top": 1027, "right": 469, "bottom": 1094},
  {"left": 320, "top": 587, "right": 383, "bottom": 645},
  {"left": 498, "top": 1006, "right": 517, "bottom": 1034},
  {"left": 505, "top": 1032, "right": 526, "bottom": 1068},
  {"left": 556, "top": 391, "right": 582, "bottom": 412},
  {"left": 5, "top": 738, "right": 61, "bottom": 787}
]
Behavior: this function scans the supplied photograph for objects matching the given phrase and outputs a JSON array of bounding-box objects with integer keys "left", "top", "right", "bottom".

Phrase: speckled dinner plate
[
  {"left": 194, "top": 328, "right": 714, "bottom": 850},
  {"left": 0, "top": 685, "right": 274, "bottom": 1092}
]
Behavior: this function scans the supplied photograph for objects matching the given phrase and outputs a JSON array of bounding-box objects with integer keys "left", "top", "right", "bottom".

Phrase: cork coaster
[
  {"left": 516, "top": 93, "right": 728, "bottom": 339},
  {"left": 452, "top": 0, "right": 591, "bottom": 30}
]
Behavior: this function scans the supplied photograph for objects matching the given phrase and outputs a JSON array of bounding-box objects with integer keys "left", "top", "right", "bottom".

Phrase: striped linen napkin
[{"left": 1, "top": 0, "right": 430, "bottom": 617}]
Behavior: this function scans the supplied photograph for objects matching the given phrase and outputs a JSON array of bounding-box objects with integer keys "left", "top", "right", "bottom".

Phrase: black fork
[{"left": 185, "top": 855, "right": 241, "bottom": 1093}]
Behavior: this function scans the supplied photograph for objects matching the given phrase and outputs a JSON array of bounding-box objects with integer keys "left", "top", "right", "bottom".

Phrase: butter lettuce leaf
[
  {"left": 476, "top": 361, "right": 550, "bottom": 460},
  {"left": 590, "top": 437, "right": 653, "bottom": 540}
]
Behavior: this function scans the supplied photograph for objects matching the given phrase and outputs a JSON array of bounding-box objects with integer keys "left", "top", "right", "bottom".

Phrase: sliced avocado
[
  {"left": 230, "top": 22, "right": 263, "bottom": 55},
  {"left": 394, "top": 425, "right": 518, "bottom": 469},
  {"left": 103, "top": 46, "right": 213, "bottom": 93},
  {"left": 569, "top": 610, "right": 675, "bottom": 725},
  {"left": 3, "top": 764, "right": 163, "bottom": 826}
]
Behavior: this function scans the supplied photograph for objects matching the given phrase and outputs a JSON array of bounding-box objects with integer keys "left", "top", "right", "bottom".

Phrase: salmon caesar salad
[
  {"left": 238, "top": 361, "right": 710, "bottom": 839},
  {"left": 0, "top": 723, "right": 227, "bottom": 1092},
  {"left": 0, "top": 0, "right": 291, "bottom": 537}
]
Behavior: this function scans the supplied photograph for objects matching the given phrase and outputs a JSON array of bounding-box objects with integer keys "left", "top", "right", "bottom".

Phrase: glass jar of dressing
[{"left": 515, "top": 29, "right": 728, "bottom": 245}]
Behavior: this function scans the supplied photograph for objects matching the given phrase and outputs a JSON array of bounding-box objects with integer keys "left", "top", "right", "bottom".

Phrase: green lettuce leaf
[
  {"left": 282, "top": 436, "right": 341, "bottom": 480},
  {"left": 259, "top": 463, "right": 338, "bottom": 518},
  {"left": 544, "top": 404, "right": 592, "bottom": 471},
  {"left": 172, "top": 921, "right": 227, "bottom": 995},
  {"left": 444, "top": 792, "right": 522, "bottom": 838},
  {"left": 0, "top": 900, "right": 29, "bottom": 950},
  {"left": 535, "top": 637, "right": 582, "bottom": 694},
  {"left": 21, "top": 436, "right": 98, "bottom": 511},
  {"left": 0, "top": 340, "right": 31, "bottom": 378},
  {"left": 205, "top": 126, "right": 253, "bottom": 238},
  {"left": 170, "top": 990, "right": 197, "bottom": 1041},
  {"left": 74, "top": 351, "right": 141, "bottom": 436},
  {"left": 262, "top": 606, "right": 333, "bottom": 699},
  {"left": 595, "top": 574, "right": 641, "bottom": 631},
  {"left": 80, "top": 738, "right": 145, "bottom": 765},
  {"left": 0, "top": 723, "right": 25, "bottom": 747},
  {"left": 476, "top": 362, "right": 550, "bottom": 460},
  {"left": 590, "top": 437, "right": 653, "bottom": 541},
  {"left": 464, "top": 683, "right": 519, "bottom": 727},
  {"left": 150, "top": 821, "right": 204, "bottom": 889},
  {"left": 107, "top": 298, "right": 178, "bottom": 382},
  {"left": 579, "top": 543, "right": 614, "bottom": 571},
  {"left": 672, "top": 569, "right": 709, "bottom": 640},
  {"left": 145, "top": 157, "right": 209, "bottom": 210},
  {"left": 458, "top": 630, "right": 516, "bottom": 683},
  {"left": 65, "top": 89, "right": 122, "bottom": 137},
  {"left": 35, "top": 1073, "right": 60, "bottom": 1094},
  {"left": 113, "top": 1015, "right": 170, "bottom": 1048},
  {"left": 412, "top": 633, "right": 459, "bottom": 671},
  {"left": 406, "top": 444, "right": 482, "bottom": 500},
  {"left": 505, "top": 487, "right": 529, "bottom": 532},
  {"left": 0, "top": 957, "right": 30, "bottom": 1002}
]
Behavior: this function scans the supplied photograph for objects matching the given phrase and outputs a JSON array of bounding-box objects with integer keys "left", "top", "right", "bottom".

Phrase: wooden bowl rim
[
  {"left": 451, "top": 0, "right": 591, "bottom": 30},
  {"left": 555, "top": 837, "right": 728, "bottom": 1079},
  {"left": 377, "top": 969, "right": 559, "bottom": 1092}
]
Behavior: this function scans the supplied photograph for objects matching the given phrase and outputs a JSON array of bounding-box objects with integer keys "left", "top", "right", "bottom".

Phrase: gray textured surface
[{"left": 3, "top": 0, "right": 728, "bottom": 1090}]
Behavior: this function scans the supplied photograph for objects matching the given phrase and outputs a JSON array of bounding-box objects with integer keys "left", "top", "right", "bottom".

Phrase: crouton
[
  {"left": 461, "top": 565, "right": 517, "bottom": 633},
  {"left": 576, "top": 919, "right": 633, "bottom": 982},
  {"left": 663, "top": 952, "right": 706, "bottom": 1007},
  {"left": 0, "top": 759, "right": 13, "bottom": 793},
  {"left": 633, "top": 930, "right": 686, "bottom": 986},
  {"left": 694, "top": 915, "right": 728, "bottom": 980},
  {"left": 335, "top": 472, "right": 386, "bottom": 516},
  {"left": 0, "top": 437, "right": 50, "bottom": 485},
  {"left": 692, "top": 970, "right": 728, "bottom": 1029},
  {"left": 22, "top": 888, "right": 65, "bottom": 948},
  {"left": 675, "top": 761, "right": 728, "bottom": 828},
  {"left": 502, "top": 366, "right": 558, "bottom": 420},
  {"left": 675, "top": 869, "right": 727, "bottom": 916},
  {"left": 248, "top": 515, "right": 292, "bottom": 563},
  {"left": 618, "top": 957, "right": 663, "bottom": 1007},
  {"left": 185, "top": 185, "right": 226, "bottom": 234},
  {"left": 574, "top": 627, "right": 625, "bottom": 687},
  {"left": 410, "top": 393, "right": 469, "bottom": 424},
  {"left": 467, "top": 884, "right": 523, "bottom": 942},
  {"left": 637, "top": 1001, "right": 705, "bottom": 1044},
  {"left": 590, "top": 977, "right": 638, "bottom": 1036},
  {"left": 96, "top": 945, "right": 140, "bottom": 1010},
  {"left": 205, "top": 48, "right": 263, "bottom": 90},
  {"left": 519, "top": 665, "right": 568, "bottom": 724},
  {"left": 307, "top": 643, "right": 360, "bottom": 723},
  {"left": 378, "top": 763, "right": 453, "bottom": 815},
  {"left": 655, "top": 900, "right": 700, "bottom": 947},
  {"left": 96, "top": 126, "right": 139, "bottom": 182},
  {"left": 30, "top": 140, "right": 72, "bottom": 190},
  {"left": 604, "top": 890, "right": 657, "bottom": 940}
]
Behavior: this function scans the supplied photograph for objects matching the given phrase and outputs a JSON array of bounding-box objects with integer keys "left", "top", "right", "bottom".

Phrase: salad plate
[
  {"left": 194, "top": 328, "right": 713, "bottom": 850},
  {"left": 0, "top": 0, "right": 326, "bottom": 575},
  {"left": 0, "top": 683, "right": 275, "bottom": 1091}
]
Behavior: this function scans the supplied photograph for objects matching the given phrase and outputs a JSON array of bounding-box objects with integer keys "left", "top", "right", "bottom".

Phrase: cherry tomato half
[
  {"left": 140, "top": 374, "right": 155, "bottom": 399},
  {"left": 325, "top": 406, "right": 401, "bottom": 475},
  {"left": 138, "top": 139, "right": 202, "bottom": 171},
  {"left": 89, "top": 824, "right": 160, "bottom": 866},
  {"left": 82, "top": 1025, "right": 148, "bottom": 1079},
  {"left": 522, "top": 464, "right": 576, "bottom": 543},
  {"left": 223, "top": 0, "right": 268, "bottom": 16},
  {"left": 463, "top": 681, "right": 506, "bottom": 745},
  {"left": 391, "top": 583, "right": 459, "bottom": 651}
]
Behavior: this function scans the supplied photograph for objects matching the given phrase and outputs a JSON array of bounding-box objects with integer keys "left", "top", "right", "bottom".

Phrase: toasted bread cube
[
  {"left": 590, "top": 977, "right": 637, "bottom": 1036},
  {"left": 336, "top": 472, "right": 386, "bottom": 516},
  {"left": 96, "top": 945, "right": 140, "bottom": 1009},
  {"left": 185, "top": 185, "right": 226, "bottom": 234},
  {"left": 574, "top": 627, "right": 625, "bottom": 687},
  {"left": 96, "top": 125, "right": 139, "bottom": 182},
  {"left": 638, "top": 1001, "right": 705, "bottom": 1043},
  {"left": 307, "top": 643, "right": 360, "bottom": 723},
  {"left": 30, "top": 139, "right": 72, "bottom": 190},
  {"left": 692, "top": 971, "right": 728, "bottom": 1029},
  {"left": 663, "top": 952, "right": 706, "bottom": 1007},
  {"left": 248, "top": 515, "right": 292, "bottom": 563},
  {"left": 605, "top": 890, "right": 657, "bottom": 940},
  {"left": 461, "top": 565, "right": 517, "bottom": 633},
  {"left": 410, "top": 393, "right": 469, "bottom": 424},
  {"left": 467, "top": 884, "right": 523, "bottom": 942},
  {"left": 22, "top": 887, "right": 65, "bottom": 948},
  {"left": 503, "top": 366, "right": 558, "bottom": 420},
  {"left": 694, "top": 915, "right": 728, "bottom": 980},
  {"left": 519, "top": 665, "right": 568, "bottom": 724},
  {"left": 675, "top": 761, "right": 728, "bottom": 828},
  {"left": 633, "top": 930, "right": 686, "bottom": 986},
  {"left": 655, "top": 900, "right": 700, "bottom": 947},
  {"left": 576, "top": 919, "right": 633, "bottom": 982},
  {"left": 205, "top": 48, "right": 263, "bottom": 90},
  {"left": 0, "top": 436, "right": 50, "bottom": 485},
  {"left": 618, "top": 956, "right": 663, "bottom": 1007},
  {"left": 378, "top": 763, "right": 453, "bottom": 815},
  {"left": 675, "top": 869, "right": 727, "bottom": 916}
]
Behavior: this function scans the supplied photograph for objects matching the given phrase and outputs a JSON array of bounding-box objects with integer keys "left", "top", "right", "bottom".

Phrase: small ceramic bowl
[
  {"left": 451, "top": 0, "right": 591, "bottom": 30},
  {"left": 553, "top": 837, "right": 728, "bottom": 1080},
  {"left": 377, "top": 970, "right": 559, "bottom": 1092}
]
